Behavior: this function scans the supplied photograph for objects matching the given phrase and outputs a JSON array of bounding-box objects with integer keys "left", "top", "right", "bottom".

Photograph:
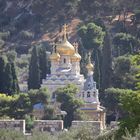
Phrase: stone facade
[
  {"left": 72, "top": 121, "right": 102, "bottom": 133},
  {"left": 0, "top": 120, "right": 25, "bottom": 134},
  {"left": 33, "top": 120, "right": 63, "bottom": 132}
]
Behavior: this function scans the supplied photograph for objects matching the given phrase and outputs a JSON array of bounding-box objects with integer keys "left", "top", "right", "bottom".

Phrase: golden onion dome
[
  {"left": 71, "top": 53, "right": 80, "bottom": 62},
  {"left": 50, "top": 52, "right": 60, "bottom": 61},
  {"left": 56, "top": 24, "right": 75, "bottom": 56},
  {"left": 86, "top": 52, "right": 94, "bottom": 71},
  {"left": 86, "top": 63, "right": 94, "bottom": 71},
  {"left": 56, "top": 40, "right": 75, "bottom": 56}
]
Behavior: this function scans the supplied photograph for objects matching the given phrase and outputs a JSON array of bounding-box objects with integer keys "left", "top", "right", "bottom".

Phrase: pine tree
[{"left": 28, "top": 46, "right": 41, "bottom": 90}]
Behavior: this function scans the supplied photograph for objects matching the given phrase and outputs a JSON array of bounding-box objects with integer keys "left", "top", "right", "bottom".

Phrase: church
[{"left": 41, "top": 24, "right": 106, "bottom": 130}]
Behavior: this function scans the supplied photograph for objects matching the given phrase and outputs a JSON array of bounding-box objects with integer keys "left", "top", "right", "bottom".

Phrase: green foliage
[
  {"left": 43, "top": 105, "right": 58, "bottom": 120},
  {"left": 78, "top": 22, "right": 105, "bottom": 89},
  {"left": 55, "top": 84, "right": 83, "bottom": 128},
  {"left": 10, "top": 93, "right": 32, "bottom": 119},
  {"left": 112, "top": 55, "right": 138, "bottom": 89},
  {"left": 104, "top": 88, "right": 132, "bottom": 115},
  {"left": 28, "top": 46, "right": 41, "bottom": 90},
  {"left": 0, "top": 125, "right": 140, "bottom": 140},
  {"left": 0, "top": 88, "right": 49, "bottom": 118},
  {"left": 0, "top": 55, "right": 19, "bottom": 95},
  {"left": 78, "top": 22, "right": 105, "bottom": 51},
  {"left": 0, "top": 56, "right": 6, "bottom": 93},
  {"left": 113, "top": 33, "right": 140, "bottom": 56},
  {"left": 101, "top": 32, "right": 112, "bottom": 90},
  {"left": 118, "top": 90, "right": 140, "bottom": 135},
  {"left": 0, "top": 129, "right": 24, "bottom": 140},
  {"left": 4, "top": 63, "right": 14, "bottom": 95},
  {"left": 38, "top": 44, "right": 48, "bottom": 80},
  {"left": 28, "top": 44, "right": 49, "bottom": 89},
  {"left": 25, "top": 115, "right": 35, "bottom": 131},
  {"left": 28, "top": 87, "right": 49, "bottom": 105}
]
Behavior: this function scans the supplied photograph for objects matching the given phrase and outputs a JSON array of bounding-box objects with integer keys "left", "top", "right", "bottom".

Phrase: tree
[
  {"left": 78, "top": 22, "right": 105, "bottom": 88},
  {"left": 0, "top": 87, "right": 49, "bottom": 118},
  {"left": 10, "top": 93, "right": 32, "bottom": 119},
  {"left": 104, "top": 88, "right": 132, "bottom": 122},
  {"left": 0, "top": 55, "right": 19, "bottom": 95},
  {"left": 0, "top": 56, "right": 6, "bottom": 93},
  {"left": 28, "top": 46, "right": 41, "bottom": 90},
  {"left": 11, "top": 62, "right": 19, "bottom": 94},
  {"left": 4, "top": 63, "right": 13, "bottom": 95},
  {"left": 28, "top": 87, "right": 49, "bottom": 105},
  {"left": 112, "top": 55, "right": 138, "bottom": 89},
  {"left": 78, "top": 22, "right": 105, "bottom": 51},
  {"left": 113, "top": 33, "right": 140, "bottom": 56},
  {"left": 118, "top": 90, "right": 140, "bottom": 135},
  {"left": 55, "top": 84, "right": 83, "bottom": 128},
  {"left": 38, "top": 44, "right": 47, "bottom": 81},
  {"left": 101, "top": 32, "right": 112, "bottom": 91}
]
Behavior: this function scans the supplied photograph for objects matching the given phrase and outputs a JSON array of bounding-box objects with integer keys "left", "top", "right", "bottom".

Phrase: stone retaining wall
[
  {"left": 72, "top": 121, "right": 102, "bottom": 134},
  {"left": 33, "top": 120, "right": 63, "bottom": 132},
  {"left": 0, "top": 120, "right": 25, "bottom": 133}
]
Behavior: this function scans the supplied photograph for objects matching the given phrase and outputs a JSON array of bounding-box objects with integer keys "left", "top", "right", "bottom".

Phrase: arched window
[
  {"left": 87, "top": 91, "right": 90, "bottom": 97},
  {"left": 64, "top": 58, "right": 66, "bottom": 63},
  {"left": 88, "top": 84, "right": 90, "bottom": 87}
]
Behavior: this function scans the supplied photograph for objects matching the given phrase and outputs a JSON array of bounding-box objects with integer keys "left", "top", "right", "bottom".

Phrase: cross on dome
[
  {"left": 63, "top": 24, "right": 68, "bottom": 41},
  {"left": 86, "top": 52, "right": 94, "bottom": 71}
]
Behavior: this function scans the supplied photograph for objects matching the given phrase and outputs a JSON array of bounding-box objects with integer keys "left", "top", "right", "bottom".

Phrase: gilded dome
[
  {"left": 50, "top": 52, "right": 60, "bottom": 61},
  {"left": 71, "top": 53, "right": 81, "bottom": 62},
  {"left": 56, "top": 40, "right": 75, "bottom": 56},
  {"left": 86, "top": 63, "right": 94, "bottom": 71},
  {"left": 56, "top": 24, "right": 75, "bottom": 56},
  {"left": 86, "top": 52, "right": 94, "bottom": 71}
]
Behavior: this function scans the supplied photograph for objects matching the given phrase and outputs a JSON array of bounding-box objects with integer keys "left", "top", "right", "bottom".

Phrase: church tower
[
  {"left": 79, "top": 53, "right": 99, "bottom": 104},
  {"left": 78, "top": 52, "right": 106, "bottom": 130}
]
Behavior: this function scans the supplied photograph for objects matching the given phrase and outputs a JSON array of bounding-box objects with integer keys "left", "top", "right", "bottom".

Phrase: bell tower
[{"left": 79, "top": 52, "right": 106, "bottom": 130}]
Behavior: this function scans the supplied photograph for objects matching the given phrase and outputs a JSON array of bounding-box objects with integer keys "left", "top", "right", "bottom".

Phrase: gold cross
[
  {"left": 63, "top": 24, "right": 67, "bottom": 40},
  {"left": 88, "top": 52, "right": 91, "bottom": 63}
]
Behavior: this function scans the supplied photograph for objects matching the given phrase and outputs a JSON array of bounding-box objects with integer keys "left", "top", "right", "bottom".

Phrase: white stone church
[{"left": 41, "top": 25, "right": 106, "bottom": 129}]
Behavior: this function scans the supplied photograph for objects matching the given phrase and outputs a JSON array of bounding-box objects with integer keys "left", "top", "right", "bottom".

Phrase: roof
[
  {"left": 33, "top": 103, "right": 44, "bottom": 110},
  {"left": 84, "top": 75, "right": 96, "bottom": 90}
]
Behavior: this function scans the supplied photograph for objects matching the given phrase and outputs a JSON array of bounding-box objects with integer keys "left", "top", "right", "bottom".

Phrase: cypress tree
[
  {"left": 101, "top": 32, "right": 112, "bottom": 91},
  {"left": 28, "top": 46, "right": 41, "bottom": 90},
  {"left": 11, "top": 62, "right": 19, "bottom": 94},
  {"left": 0, "top": 56, "right": 6, "bottom": 93},
  {"left": 4, "top": 63, "right": 13, "bottom": 95},
  {"left": 38, "top": 45, "right": 47, "bottom": 81}
]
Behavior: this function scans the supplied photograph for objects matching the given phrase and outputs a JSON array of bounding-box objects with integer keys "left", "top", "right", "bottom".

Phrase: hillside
[
  {"left": 0, "top": 0, "right": 82, "bottom": 54},
  {"left": 1, "top": 0, "right": 139, "bottom": 54}
]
